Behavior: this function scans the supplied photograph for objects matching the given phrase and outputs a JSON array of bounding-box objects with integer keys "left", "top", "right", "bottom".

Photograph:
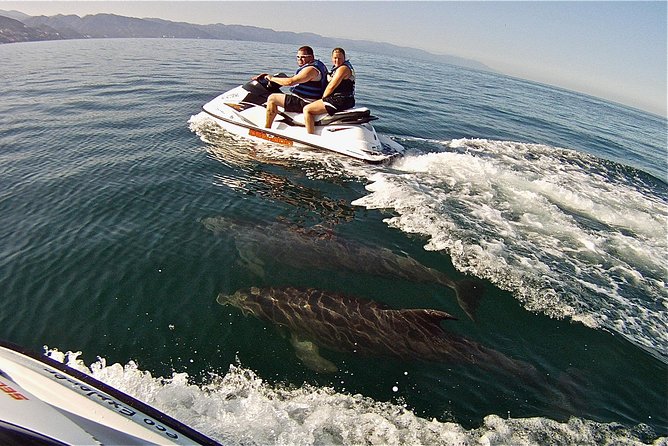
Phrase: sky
[{"left": 2, "top": 1, "right": 666, "bottom": 117}]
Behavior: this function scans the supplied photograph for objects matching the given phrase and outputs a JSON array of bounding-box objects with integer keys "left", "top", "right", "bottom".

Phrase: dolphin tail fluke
[
  {"left": 290, "top": 333, "right": 338, "bottom": 374},
  {"left": 451, "top": 279, "right": 485, "bottom": 322}
]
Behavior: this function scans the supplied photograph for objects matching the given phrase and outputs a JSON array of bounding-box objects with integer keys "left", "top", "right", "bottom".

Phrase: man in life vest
[
  {"left": 259, "top": 46, "right": 328, "bottom": 129},
  {"left": 303, "top": 47, "right": 356, "bottom": 134}
]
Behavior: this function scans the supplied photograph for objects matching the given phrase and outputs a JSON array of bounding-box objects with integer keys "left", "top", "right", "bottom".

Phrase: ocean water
[{"left": 1, "top": 38, "right": 666, "bottom": 444}]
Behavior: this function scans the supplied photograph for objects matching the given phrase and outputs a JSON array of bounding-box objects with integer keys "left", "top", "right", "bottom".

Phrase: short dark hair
[
  {"left": 332, "top": 47, "right": 346, "bottom": 57},
  {"left": 298, "top": 46, "right": 314, "bottom": 56}
]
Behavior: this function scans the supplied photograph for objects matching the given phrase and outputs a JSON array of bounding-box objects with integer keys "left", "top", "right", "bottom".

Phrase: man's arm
[
  {"left": 322, "top": 66, "right": 350, "bottom": 98},
  {"left": 267, "top": 67, "right": 318, "bottom": 87}
]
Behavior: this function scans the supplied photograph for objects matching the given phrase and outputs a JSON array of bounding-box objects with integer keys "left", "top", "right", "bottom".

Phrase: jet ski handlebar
[
  {"left": 243, "top": 72, "right": 286, "bottom": 97},
  {"left": 254, "top": 72, "right": 288, "bottom": 90}
]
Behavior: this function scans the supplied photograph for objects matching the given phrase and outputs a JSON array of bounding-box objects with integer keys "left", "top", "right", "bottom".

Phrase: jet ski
[
  {"left": 0, "top": 339, "right": 220, "bottom": 445},
  {"left": 201, "top": 74, "right": 405, "bottom": 163}
]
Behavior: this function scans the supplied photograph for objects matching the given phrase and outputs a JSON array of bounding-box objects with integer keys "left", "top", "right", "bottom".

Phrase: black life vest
[{"left": 328, "top": 60, "right": 355, "bottom": 96}]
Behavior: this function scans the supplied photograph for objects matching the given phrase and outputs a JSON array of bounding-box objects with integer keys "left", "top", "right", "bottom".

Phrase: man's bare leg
[
  {"left": 303, "top": 100, "right": 327, "bottom": 134},
  {"left": 265, "top": 94, "right": 285, "bottom": 128}
]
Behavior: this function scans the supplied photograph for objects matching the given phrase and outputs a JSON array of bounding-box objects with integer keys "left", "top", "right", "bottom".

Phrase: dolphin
[
  {"left": 218, "top": 286, "right": 538, "bottom": 381},
  {"left": 202, "top": 216, "right": 484, "bottom": 321}
]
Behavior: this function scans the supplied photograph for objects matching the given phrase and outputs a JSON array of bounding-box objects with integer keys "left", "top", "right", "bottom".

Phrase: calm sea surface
[{"left": 1, "top": 39, "right": 666, "bottom": 444}]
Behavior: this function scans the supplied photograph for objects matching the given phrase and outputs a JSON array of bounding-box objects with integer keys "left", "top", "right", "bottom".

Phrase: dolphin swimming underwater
[
  {"left": 218, "top": 286, "right": 538, "bottom": 380},
  {"left": 202, "top": 216, "right": 484, "bottom": 321}
]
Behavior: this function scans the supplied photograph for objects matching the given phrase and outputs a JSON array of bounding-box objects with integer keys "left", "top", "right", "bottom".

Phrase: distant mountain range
[{"left": 0, "top": 10, "right": 492, "bottom": 72}]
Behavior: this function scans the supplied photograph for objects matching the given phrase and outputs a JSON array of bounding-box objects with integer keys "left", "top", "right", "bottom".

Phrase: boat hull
[{"left": 0, "top": 340, "right": 219, "bottom": 446}]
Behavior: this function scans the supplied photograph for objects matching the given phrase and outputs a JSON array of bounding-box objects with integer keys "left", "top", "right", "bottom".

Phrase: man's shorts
[
  {"left": 323, "top": 94, "right": 355, "bottom": 115},
  {"left": 283, "top": 94, "right": 313, "bottom": 113}
]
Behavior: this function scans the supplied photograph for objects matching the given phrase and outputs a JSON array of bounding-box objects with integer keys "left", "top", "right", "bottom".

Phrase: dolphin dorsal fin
[{"left": 393, "top": 308, "right": 457, "bottom": 336}]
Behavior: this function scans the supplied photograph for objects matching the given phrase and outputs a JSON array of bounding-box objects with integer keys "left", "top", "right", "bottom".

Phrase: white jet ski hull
[
  {"left": 202, "top": 81, "right": 404, "bottom": 164},
  {"left": 0, "top": 340, "right": 219, "bottom": 445}
]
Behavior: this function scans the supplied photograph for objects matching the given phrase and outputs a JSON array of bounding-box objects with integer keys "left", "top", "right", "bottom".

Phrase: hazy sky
[{"left": 2, "top": 1, "right": 666, "bottom": 117}]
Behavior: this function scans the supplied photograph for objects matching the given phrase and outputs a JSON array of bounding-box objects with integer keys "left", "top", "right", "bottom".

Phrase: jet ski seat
[
  {"left": 318, "top": 108, "right": 378, "bottom": 125},
  {"left": 277, "top": 107, "right": 378, "bottom": 127}
]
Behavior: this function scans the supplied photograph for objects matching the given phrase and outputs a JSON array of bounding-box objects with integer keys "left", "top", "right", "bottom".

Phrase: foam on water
[
  {"left": 189, "top": 114, "right": 668, "bottom": 360},
  {"left": 46, "top": 348, "right": 661, "bottom": 445},
  {"left": 351, "top": 138, "right": 667, "bottom": 360}
]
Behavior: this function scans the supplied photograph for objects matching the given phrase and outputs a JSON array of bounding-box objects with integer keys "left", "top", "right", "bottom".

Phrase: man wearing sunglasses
[{"left": 258, "top": 46, "right": 328, "bottom": 129}]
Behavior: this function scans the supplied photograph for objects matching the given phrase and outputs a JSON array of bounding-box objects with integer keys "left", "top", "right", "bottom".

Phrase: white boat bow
[{"left": 0, "top": 340, "right": 220, "bottom": 446}]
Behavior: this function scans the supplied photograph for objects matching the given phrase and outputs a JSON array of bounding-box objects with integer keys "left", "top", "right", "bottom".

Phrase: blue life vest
[
  {"left": 290, "top": 59, "right": 328, "bottom": 99},
  {"left": 328, "top": 60, "right": 355, "bottom": 96}
]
